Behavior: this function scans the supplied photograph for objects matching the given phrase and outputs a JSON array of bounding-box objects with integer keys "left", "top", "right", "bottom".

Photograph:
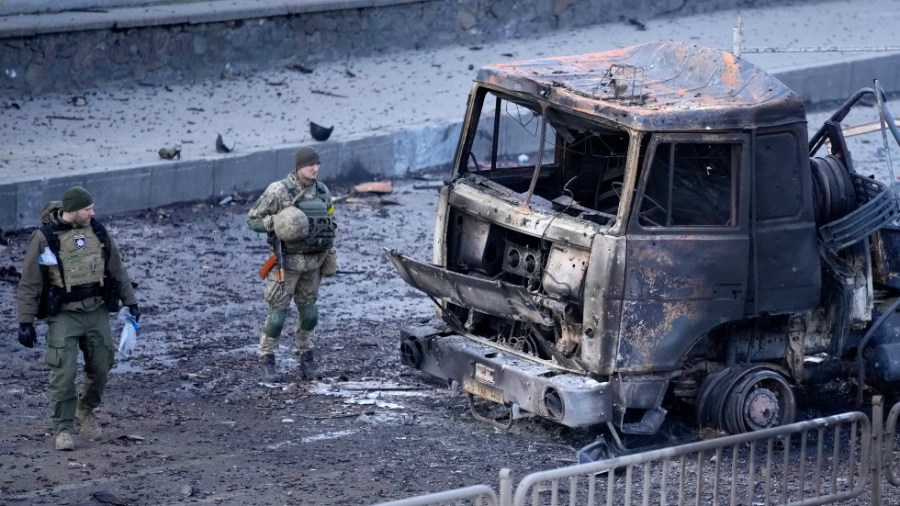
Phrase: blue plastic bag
[{"left": 117, "top": 307, "right": 140, "bottom": 358}]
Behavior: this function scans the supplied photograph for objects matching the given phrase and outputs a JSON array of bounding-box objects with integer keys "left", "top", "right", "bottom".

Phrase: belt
[{"left": 60, "top": 283, "right": 101, "bottom": 303}]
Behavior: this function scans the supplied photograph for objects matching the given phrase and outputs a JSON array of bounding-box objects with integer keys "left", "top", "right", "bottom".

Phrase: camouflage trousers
[
  {"left": 258, "top": 265, "right": 322, "bottom": 356},
  {"left": 44, "top": 305, "right": 114, "bottom": 435}
]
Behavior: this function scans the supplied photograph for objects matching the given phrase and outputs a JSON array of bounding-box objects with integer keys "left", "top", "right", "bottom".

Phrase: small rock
[{"left": 180, "top": 484, "right": 193, "bottom": 497}]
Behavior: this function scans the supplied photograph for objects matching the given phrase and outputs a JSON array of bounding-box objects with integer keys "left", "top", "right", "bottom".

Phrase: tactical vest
[
  {"left": 281, "top": 178, "right": 336, "bottom": 254},
  {"left": 42, "top": 219, "right": 108, "bottom": 291}
]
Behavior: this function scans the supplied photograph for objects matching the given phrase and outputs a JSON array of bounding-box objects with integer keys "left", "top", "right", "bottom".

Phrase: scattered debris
[
  {"left": 71, "top": 96, "right": 87, "bottom": 107},
  {"left": 186, "top": 107, "right": 204, "bottom": 112},
  {"left": 345, "top": 69, "right": 357, "bottom": 78},
  {"left": 265, "top": 78, "right": 287, "bottom": 86},
  {"left": 627, "top": 17, "right": 647, "bottom": 30},
  {"left": 218, "top": 195, "right": 233, "bottom": 206},
  {"left": 342, "top": 196, "right": 400, "bottom": 205},
  {"left": 309, "top": 121, "right": 334, "bottom": 141},
  {"left": 0, "top": 266, "right": 21, "bottom": 284},
  {"left": 118, "top": 434, "right": 146, "bottom": 442},
  {"left": 413, "top": 182, "right": 444, "bottom": 190},
  {"left": 47, "top": 115, "right": 84, "bottom": 121},
  {"left": 91, "top": 490, "right": 128, "bottom": 505},
  {"left": 2, "top": 102, "right": 20, "bottom": 110},
  {"left": 351, "top": 181, "right": 393, "bottom": 194},
  {"left": 287, "top": 63, "right": 314, "bottom": 74},
  {"left": 310, "top": 89, "right": 349, "bottom": 99},
  {"left": 158, "top": 146, "right": 182, "bottom": 160},
  {"left": 334, "top": 180, "right": 394, "bottom": 204},
  {"left": 215, "top": 133, "right": 235, "bottom": 153}
]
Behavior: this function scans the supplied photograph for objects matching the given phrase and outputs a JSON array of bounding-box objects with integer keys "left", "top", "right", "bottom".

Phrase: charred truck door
[{"left": 613, "top": 134, "right": 750, "bottom": 433}]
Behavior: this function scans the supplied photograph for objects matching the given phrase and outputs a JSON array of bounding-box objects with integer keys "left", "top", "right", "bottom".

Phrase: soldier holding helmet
[{"left": 247, "top": 147, "right": 337, "bottom": 382}]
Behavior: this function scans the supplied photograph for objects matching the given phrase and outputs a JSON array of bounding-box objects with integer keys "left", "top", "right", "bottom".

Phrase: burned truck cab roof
[{"left": 475, "top": 40, "right": 806, "bottom": 132}]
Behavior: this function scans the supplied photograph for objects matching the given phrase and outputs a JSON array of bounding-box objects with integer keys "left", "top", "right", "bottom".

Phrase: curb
[{"left": 3, "top": 52, "right": 900, "bottom": 232}]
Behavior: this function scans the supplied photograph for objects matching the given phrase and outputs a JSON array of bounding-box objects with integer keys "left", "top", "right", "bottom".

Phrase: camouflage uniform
[
  {"left": 16, "top": 207, "right": 136, "bottom": 439},
  {"left": 248, "top": 169, "right": 336, "bottom": 372}
]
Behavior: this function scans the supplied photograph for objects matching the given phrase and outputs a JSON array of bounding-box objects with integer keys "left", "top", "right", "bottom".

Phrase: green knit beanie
[
  {"left": 62, "top": 185, "right": 94, "bottom": 212},
  {"left": 294, "top": 147, "right": 320, "bottom": 169}
]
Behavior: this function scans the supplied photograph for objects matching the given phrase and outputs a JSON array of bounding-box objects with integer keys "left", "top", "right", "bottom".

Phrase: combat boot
[
  {"left": 299, "top": 350, "right": 320, "bottom": 381},
  {"left": 55, "top": 431, "right": 75, "bottom": 451},
  {"left": 75, "top": 408, "right": 103, "bottom": 440},
  {"left": 261, "top": 354, "right": 281, "bottom": 383}
]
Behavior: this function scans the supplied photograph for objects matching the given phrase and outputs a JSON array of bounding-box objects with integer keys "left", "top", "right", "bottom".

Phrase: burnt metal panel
[
  {"left": 476, "top": 41, "right": 805, "bottom": 133},
  {"left": 448, "top": 180, "right": 599, "bottom": 248},
  {"left": 617, "top": 233, "right": 750, "bottom": 372},
  {"left": 386, "top": 250, "right": 550, "bottom": 325},
  {"left": 541, "top": 244, "right": 590, "bottom": 301},
  {"left": 873, "top": 226, "right": 900, "bottom": 290},
  {"left": 581, "top": 233, "right": 627, "bottom": 376},
  {"left": 403, "top": 332, "right": 613, "bottom": 428}
]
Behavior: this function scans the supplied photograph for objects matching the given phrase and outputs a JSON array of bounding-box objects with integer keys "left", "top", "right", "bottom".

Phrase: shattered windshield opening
[{"left": 461, "top": 88, "right": 630, "bottom": 225}]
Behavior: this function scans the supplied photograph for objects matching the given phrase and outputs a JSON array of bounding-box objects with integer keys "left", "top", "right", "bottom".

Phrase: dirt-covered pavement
[
  {"left": 4, "top": 101, "right": 900, "bottom": 504},
  {"left": 0, "top": 179, "right": 621, "bottom": 505}
]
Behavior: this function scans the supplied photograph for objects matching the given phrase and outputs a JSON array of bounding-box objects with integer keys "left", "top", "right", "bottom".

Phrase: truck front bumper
[{"left": 401, "top": 326, "right": 612, "bottom": 428}]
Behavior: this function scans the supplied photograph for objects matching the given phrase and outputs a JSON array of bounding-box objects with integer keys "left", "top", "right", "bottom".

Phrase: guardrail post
[
  {"left": 498, "top": 468, "right": 513, "bottom": 506},
  {"left": 872, "top": 395, "right": 884, "bottom": 506}
]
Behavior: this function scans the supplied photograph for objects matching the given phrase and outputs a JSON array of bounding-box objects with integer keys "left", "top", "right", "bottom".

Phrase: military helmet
[{"left": 273, "top": 206, "right": 309, "bottom": 241}]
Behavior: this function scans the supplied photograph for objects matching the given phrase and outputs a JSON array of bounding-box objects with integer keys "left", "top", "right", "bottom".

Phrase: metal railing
[
  {"left": 375, "top": 399, "right": 900, "bottom": 506},
  {"left": 886, "top": 401, "right": 900, "bottom": 488},
  {"left": 513, "top": 412, "right": 869, "bottom": 506},
  {"left": 373, "top": 485, "right": 500, "bottom": 506},
  {"left": 374, "top": 470, "right": 513, "bottom": 506}
]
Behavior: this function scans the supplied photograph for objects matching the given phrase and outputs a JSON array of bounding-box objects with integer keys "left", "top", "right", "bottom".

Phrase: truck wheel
[
  {"left": 723, "top": 368, "right": 796, "bottom": 434},
  {"left": 697, "top": 366, "right": 796, "bottom": 435}
]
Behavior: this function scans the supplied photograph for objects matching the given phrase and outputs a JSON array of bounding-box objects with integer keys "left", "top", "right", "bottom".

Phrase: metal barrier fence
[
  {"left": 513, "top": 412, "right": 869, "bottom": 506},
  {"left": 375, "top": 398, "right": 900, "bottom": 506},
  {"left": 886, "top": 401, "right": 900, "bottom": 488},
  {"left": 374, "top": 485, "right": 500, "bottom": 506},
  {"left": 375, "top": 470, "right": 513, "bottom": 506}
]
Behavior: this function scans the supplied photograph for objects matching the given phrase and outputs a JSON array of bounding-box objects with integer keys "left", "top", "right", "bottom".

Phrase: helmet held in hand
[{"left": 273, "top": 206, "right": 309, "bottom": 241}]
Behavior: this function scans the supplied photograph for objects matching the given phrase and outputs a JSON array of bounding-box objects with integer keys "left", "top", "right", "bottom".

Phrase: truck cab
[{"left": 388, "top": 41, "right": 900, "bottom": 436}]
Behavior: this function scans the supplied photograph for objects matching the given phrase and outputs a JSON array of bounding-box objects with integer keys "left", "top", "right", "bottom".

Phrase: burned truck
[{"left": 387, "top": 41, "right": 900, "bottom": 437}]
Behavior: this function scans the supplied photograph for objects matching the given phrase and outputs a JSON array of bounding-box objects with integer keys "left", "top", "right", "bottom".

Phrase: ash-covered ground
[
  {"left": 0, "top": 180, "right": 614, "bottom": 505},
  {"left": 3, "top": 103, "right": 900, "bottom": 505}
]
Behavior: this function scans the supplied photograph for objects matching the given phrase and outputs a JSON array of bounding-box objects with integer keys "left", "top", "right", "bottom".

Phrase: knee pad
[
  {"left": 262, "top": 308, "right": 289, "bottom": 337},
  {"left": 298, "top": 303, "right": 318, "bottom": 331}
]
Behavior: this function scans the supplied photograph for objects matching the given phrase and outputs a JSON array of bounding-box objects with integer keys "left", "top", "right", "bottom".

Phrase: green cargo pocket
[{"left": 44, "top": 346, "right": 64, "bottom": 368}]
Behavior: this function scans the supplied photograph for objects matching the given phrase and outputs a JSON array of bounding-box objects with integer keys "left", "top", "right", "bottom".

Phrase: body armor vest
[
  {"left": 281, "top": 179, "right": 335, "bottom": 254},
  {"left": 45, "top": 224, "right": 106, "bottom": 291}
]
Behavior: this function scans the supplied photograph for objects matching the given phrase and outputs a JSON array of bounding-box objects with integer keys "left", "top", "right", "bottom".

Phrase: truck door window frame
[{"left": 634, "top": 134, "right": 745, "bottom": 230}]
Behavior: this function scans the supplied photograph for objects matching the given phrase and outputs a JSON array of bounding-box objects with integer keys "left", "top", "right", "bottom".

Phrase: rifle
[{"left": 258, "top": 233, "right": 285, "bottom": 286}]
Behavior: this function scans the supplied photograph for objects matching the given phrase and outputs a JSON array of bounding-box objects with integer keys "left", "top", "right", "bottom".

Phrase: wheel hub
[{"left": 744, "top": 387, "right": 780, "bottom": 429}]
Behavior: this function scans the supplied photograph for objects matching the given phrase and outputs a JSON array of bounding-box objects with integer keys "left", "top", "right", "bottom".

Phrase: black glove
[
  {"left": 18, "top": 323, "right": 36, "bottom": 348},
  {"left": 127, "top": 304, "right": 141, "bottom": 322}
]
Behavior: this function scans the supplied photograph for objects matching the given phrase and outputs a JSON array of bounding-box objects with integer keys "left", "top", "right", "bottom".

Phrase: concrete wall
[
  {"left": 0, "top": 0, "right": 170, "bottom": 16},
  {"left": 0, "top": 0, "right": 814, "bottom": 97}
]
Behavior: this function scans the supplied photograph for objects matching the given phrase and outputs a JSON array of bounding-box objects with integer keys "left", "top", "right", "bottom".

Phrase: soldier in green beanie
[
  {"left": 248, "top": 146, "right": 338, "bottom": 382},
  {"left": 15, "top": 185, "right": 140, "bottom": 451}
]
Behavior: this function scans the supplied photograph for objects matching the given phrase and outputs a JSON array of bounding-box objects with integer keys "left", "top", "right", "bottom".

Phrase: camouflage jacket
[{"left": 247, "top": 171, "right": 334, "bottom": 272}]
